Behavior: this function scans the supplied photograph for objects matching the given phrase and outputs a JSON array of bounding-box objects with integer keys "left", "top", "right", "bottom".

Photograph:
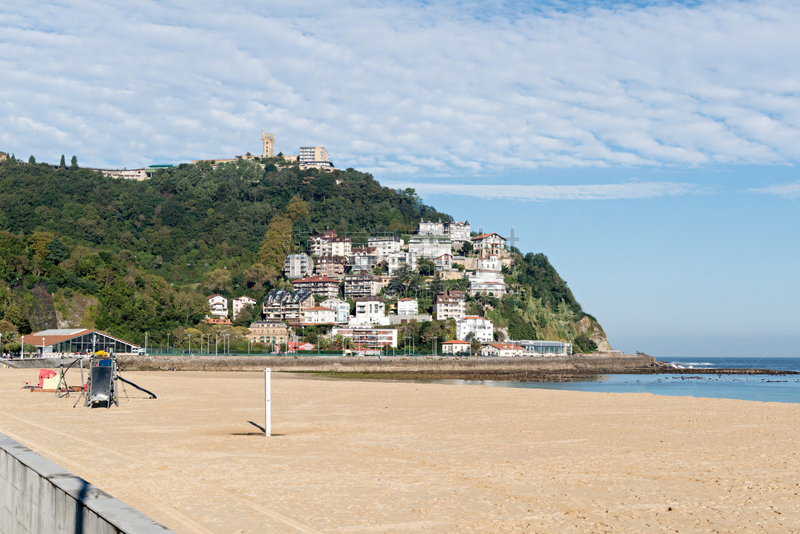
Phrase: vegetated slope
[{"left": 0, "top": 157, "right": 609, "bottom": 352}]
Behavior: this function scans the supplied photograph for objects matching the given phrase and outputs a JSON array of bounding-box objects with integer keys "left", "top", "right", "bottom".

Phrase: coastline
[{"left": 1, "top": 368, "right": 799, "bottom": 533}]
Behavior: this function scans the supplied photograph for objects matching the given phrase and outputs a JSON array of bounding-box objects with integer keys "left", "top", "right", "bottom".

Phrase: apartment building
[
  {"left": 262, "top": 289, "right": 315, "bottom": 325},
  {"left": 290, "top": 275, "right": 340, "bottom": 299},
  {"left": 368, "top": 236, "right": 402, "bottom": 260},
  {"left": 386, "top": 251, "right": 418, "bottom": 275},
  {"left": 344, "top": 273, "right": 382, "bottom": 299},
  {"left": 314, "top": 254, "right": 347, "bottom": 278},
  {"left": 456, "top": 316, "right": 494, "bottom": 342},
  {"left": 330, "top": 327, "right": 398, "bottom": 349},
  {"left": 299, "top": 146, "right": 329, "bottom": 163},
  {"left": 309, "top": 230, "right": 352, "bottom": 257},
  {"left": 470, "top": 233, "right": 508, "bottom": 258},
  {"left": 433, "top": 290, "right": 465, "bottom": 320},
  {"left": 284, "top": 253, "right": 314, "bottom": 279}
]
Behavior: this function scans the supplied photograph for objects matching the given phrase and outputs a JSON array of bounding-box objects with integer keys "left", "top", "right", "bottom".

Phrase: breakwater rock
[{"left": 117, "top": 352, "right": 656, "bottom": 373}]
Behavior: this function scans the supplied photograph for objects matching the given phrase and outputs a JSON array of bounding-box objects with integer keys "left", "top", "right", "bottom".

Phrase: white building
[
  {"left": 303, "top": 306, "right": 337, "bottom": 324},
  {"left": 481, "top": 343, "right": 524, "bottom": 357},
  {"left": 408, "top": 235, "right": 452, "bottom": 259},
  {"left": 471, "top": 233, "right": 508, "bottom": 258},
  {"left": 386, "top": 251, "right": 418, "bottom": 275},
  {"left": 299, "top": 146, "right": 329, "bottom": 164},
  {"left": 444, "top": 221, "right": 471, "bottom": 245},
  {"left": 330, "top": 327, "right": 398, "bottom": 349},
  {"left": 309, "top": 230, "right": 352, "bottom": 257},
  {"left": 397, "top": 298, "right": 418, "bottom": 316},
  {"left": 352, "top": 297, "right": 387, "bottom": 325},
  {"left": 417, "top": 218, "right": 445, "bottom": 236},
  {"left": 207, "top": 294, "right": 228, "bottom": 318},
  {"left": 434, "top": 254, "right": 453, "bottom": 271},
  {"left": 477, "top": 255, "right": 502, "bottom": 272},
  {"left": 457, "top": 316, "right": 494, "bottom": 342},
  {"left": 441, "top": 340, "right": 471, "bottom": 355},
  {"left": 321, "top": 298, "right": 350, "bottom": 323},
  {"left": 232, "top": 296, "right": 257, "bottom": 320},
  {"left": 284, "top": 253, "right": 314, "bottom": 279},
  {"left": 368, "top": 236, "right": 402, "bottom": 260}
]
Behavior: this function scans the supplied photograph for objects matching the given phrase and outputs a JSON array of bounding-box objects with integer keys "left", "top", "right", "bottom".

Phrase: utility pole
[
  {"left": 215, "top": 334, "right": 218, "bottom": 356},
  {"left": 188, "top": 333, "right": 191, "bottom": 355},
  {"left": 167, "top": 333, "right": 170, "bottom": 354}
]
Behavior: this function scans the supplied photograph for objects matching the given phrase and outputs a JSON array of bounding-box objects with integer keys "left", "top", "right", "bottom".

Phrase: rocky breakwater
[{"left": 117, "top": 352, "right": 656, "bottom": 375}]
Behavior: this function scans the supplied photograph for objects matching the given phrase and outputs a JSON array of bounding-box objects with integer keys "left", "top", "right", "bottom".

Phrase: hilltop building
[{"left": 262, "top": 131, "right": 276, "bottom": 157}]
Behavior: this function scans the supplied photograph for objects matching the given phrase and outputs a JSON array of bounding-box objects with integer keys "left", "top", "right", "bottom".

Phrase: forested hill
[{"left": 0, "top": 156, "right": 609, "bottom": 352}]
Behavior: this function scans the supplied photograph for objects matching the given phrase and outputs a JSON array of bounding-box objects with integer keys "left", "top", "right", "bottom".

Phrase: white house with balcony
[
  {"left": 232, "top": 296, "right": 256, "bottom": 319},
  {"left": 321, "top": 298, "right": 350, "bottom": 323},
  {"left": 207, "top": 294, "right": 228, "bottom": 318},
  {"left": 303, "top": 306, "right": 337, "bottom": 324},
  {"left": 351, "top": 297, "right": 388, "bottom": 325},
  {"left": 456, "top": 316, "right": 494, "bottom": 342},
  {"left": 397, "top": 298, "right": 418, "bottom": 316},
  {"left": 368, "top": 235, "right": 402, "bottom": 261}
]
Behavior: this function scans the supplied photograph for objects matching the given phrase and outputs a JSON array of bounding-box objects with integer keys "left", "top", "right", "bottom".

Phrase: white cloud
[
  {"left": 749, "top": 182, "right": 800, "bottom": 198},
  {"left": 381, "top": 180, "right": 699, "bottom": 201},
  {"left": 1, "top": 1, "right": 800, "bottom": 176}
]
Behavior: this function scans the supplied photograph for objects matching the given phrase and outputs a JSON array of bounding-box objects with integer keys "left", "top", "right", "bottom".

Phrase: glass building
[{"left": 24, "top": 329, "right": 140, "bottom": 356}]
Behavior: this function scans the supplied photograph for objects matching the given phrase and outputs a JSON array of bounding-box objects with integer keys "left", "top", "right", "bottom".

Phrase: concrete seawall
[
  {"left": 116, "top": 353, "right": 657, "bottom": 373},
  {"left": 0, "top": 433, "right": 174, "bottom": 534}
]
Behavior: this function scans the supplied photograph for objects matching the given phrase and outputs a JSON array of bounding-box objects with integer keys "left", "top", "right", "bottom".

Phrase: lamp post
[
  {"left": 188, "top": 333, "right": 191, "bottom": 355},
  {"left": 167, "top": 333, "right": 170, "bottom": 354}
]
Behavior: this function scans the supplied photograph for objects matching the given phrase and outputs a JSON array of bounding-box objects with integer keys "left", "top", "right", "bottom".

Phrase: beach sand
[{"left": 0, "top": 369, "right": 798, "bottom": 533}]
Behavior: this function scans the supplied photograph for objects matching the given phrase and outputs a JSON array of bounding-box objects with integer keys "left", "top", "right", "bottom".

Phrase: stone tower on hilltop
[{"left": 262, "top": 131, "right": 276, "bottom": 158}]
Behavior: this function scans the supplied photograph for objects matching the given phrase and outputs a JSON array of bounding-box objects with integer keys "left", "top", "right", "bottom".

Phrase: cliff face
[{"left": 578, "top": 316, "right": 612, "bottom": 352}]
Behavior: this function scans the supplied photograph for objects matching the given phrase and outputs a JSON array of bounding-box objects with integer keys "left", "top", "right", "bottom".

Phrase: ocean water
[{"left": 474, "top": 357, "right": 800, "bottom": 404}]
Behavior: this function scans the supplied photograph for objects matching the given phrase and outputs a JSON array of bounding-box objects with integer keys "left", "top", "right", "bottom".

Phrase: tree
[
  {"left": 70, "top": 156, "right": 79, "bottom": 170},
  {"left": 256, "top": 214, "right": 295, "bottom": 274},
  {"left": 46, "top": 238, "right": 69, "bottom": 264},
  {"left": 59, "top": 155, "right": 66, "bottom": 169},
  {"left": 461, "top": 241, "right": 474, "bottom": 256},
  {"left": 232, "top": 304, "right": 259, "bottom": 327},
  {"left": 206, "top": 268, "right": 231, "bottom": 293},
  {"left": 388, "top": 264, "right": 421, "bottom": 296},
  {"left": 28, "top": 155, "right": 35, "bottom": 164},
  {"left": 418, "top": 258, "right": 435, "bottom": 276},
  {"left": 429, "top": 274, "right": 445, "bottom": 296},
  {"left": 173, "top": 292, "right": 209, "bottom": 323},
  {"left": 244, "top": 263, "right": 276, "bottom": 290},
  {"left": 285, "top": 195, "right": 309, "bottom": 222}
]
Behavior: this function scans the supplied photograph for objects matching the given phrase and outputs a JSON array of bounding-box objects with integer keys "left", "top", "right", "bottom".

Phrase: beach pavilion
[{"left": 22, "top": 329, "right": 140, "bottom": 357}]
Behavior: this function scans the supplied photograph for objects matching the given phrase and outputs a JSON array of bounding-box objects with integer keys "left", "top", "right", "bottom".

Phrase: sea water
[{"left": 474, "top": 357, "right": 800, "bottom": 404}]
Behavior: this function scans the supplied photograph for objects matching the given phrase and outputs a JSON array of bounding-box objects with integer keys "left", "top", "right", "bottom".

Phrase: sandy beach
[{"left": 0, "top": 368, "right": 798, "bottom": 533}]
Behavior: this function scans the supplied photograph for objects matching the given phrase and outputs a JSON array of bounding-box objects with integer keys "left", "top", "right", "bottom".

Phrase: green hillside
[{"left": 0, "top": 156, "right": 609, "bottom": 353}]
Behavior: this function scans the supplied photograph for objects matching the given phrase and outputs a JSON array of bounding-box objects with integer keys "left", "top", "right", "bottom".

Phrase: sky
[{"left": 2, "top": 0, "right": 800, "bottom": 358}]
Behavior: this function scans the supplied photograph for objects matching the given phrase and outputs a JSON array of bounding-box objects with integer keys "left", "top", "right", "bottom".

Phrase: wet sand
[{"left": 1, "top": 369, "right": 798, "bottom": 533}]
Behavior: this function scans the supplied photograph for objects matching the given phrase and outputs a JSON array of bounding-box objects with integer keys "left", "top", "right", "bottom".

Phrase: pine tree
[
  {"left": 28, "top": 155, "right": 35, "bottom": 164},
  {"left": 70, "top": 156, "right": 79, "bottom": 169},
  {"left": 59, "top": 155, "right": 66, "bottom": 168}
]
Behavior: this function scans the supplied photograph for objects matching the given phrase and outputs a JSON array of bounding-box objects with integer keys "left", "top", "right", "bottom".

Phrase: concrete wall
[
  {"left": 117, "top": 353, "right": 656, "bottom": 373},
  {"left": 0, "top": 433, "right": 174, "bottom": 534}
]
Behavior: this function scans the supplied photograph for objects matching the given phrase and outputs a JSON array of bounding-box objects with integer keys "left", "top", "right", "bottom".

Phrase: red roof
[
  {"left": 487, "top": 343, "right": 520, "bottom": 350},
  {"left": 471, "top": 233, "right": 505, "bottom": 241},
  {"left": 442, "top": 340, "right": 469, "bottom": 345},
  {"left": 306, "top": 306, "right": 335, "bottom": 311}
]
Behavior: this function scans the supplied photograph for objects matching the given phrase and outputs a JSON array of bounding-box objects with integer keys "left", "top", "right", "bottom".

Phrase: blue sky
[{"left": 2, "top": 0, "right": 799, "bottom": 358}]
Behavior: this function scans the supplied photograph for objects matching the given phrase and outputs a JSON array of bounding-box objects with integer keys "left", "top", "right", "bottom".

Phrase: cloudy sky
[{"left": 3, "top": 0, "right": 799, "bottom": 358}]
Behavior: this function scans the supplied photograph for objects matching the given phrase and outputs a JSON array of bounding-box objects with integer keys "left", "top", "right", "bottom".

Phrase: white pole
[{"left": 265, "top": 368, "right": 271, "bottom": 437}]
